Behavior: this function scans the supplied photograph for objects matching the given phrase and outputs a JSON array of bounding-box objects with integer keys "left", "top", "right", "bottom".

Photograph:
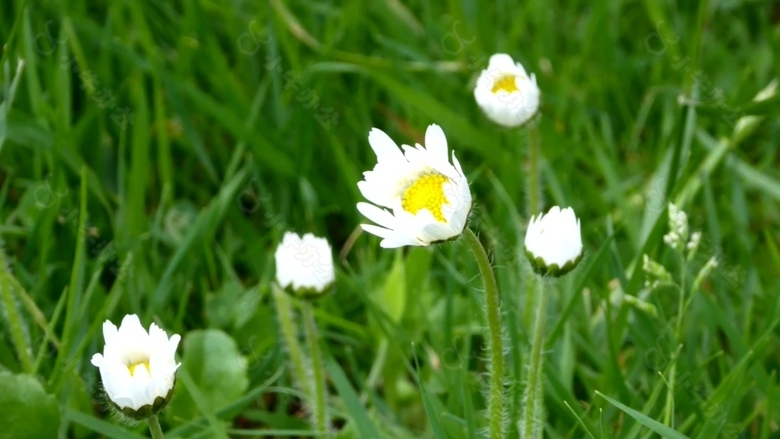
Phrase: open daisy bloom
[
  {"left": 474, "top": 53, "right": 540, "bottom": 127},
  {"left": 525, "top": 206, "right": 583, "bottom": 277},
  {"left": 275, "top": 232, "right": 336, "bottom": 298},
  {"left": 91, "top": 314, "right": 181, "bottom": 419},
  {"left": 357, "top": 124, "right": 472, "bottom": 248}
]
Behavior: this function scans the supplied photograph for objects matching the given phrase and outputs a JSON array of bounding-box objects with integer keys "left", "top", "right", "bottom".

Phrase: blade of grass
[
  {"left": 596, "top": 391, "right": 690, "bottom": 439},
  {"left": 325, "top": 358, "right": 382, "bottom": 439},
  {"left": 48, "top": 165, "right": 88, "bottom": 392}
]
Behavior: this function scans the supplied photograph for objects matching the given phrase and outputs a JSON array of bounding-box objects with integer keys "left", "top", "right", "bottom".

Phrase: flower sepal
[
  {"left": 525, "top": 247, "right": 583, "bottom": 278},
  {"left": 438, "top": 231, "right": 469, "bottom": 246},
  {"left": 278, "top": 282, "right": 335, "bottom": 302},
  {"left": 110, "top": 387, "right": 175, "bottom": 421}
]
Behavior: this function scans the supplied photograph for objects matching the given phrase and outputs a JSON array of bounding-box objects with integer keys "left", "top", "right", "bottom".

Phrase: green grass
[{"left": 1, "top": 0, "right": 779, "bottom": 438}]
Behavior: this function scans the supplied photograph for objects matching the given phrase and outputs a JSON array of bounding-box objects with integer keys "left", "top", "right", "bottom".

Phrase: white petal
[
  {"left": 401, "top": 144, "right": 426, "bottom": 167},
  {"left": 361, "top": 223, "right": 394, "bottom": 239},
  {"left": 90, "top": 353, "right": 104, "bottom": 368},
  {"left": 380, "top": 233, "right": 423, "bottom": 248},
  {"left": 424, "top": 124, "right": 448, "bottom": 163},
  {"left": 117, "top": 314, "right": 148, "bottom": 342},
  {"left": 368, "top": 128, "right": 405, "bottom": 163},
  {"left": 102, "top": 320, "right": 118, "bottom": 346},
  {"left": 421, "top": 221, "right": 457, "bottom": 243},
  {"left": 168, "top": 334, "right": 182, "bottom": 357},
  {"left": 357, "top": 202, "right": 397, "bottom": 230},
  {"left": 488, "top": 53, "right": 518, "bottom": 70},
  {"left": 357, "top": 180, "right": 385, "bottom": 207}
]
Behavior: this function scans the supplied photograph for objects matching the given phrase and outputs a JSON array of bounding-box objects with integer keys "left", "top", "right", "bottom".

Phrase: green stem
[
  {"left": 674, "top": 255, "right": 687, "bottom": 343},
  {"left": 302, "top": 301, "right": 328, "bottom": 435},
  {"left": 272, "top": 285, "right": 311, "bottom": 400},
  {"left": 147, "top": 414, "right": 165, "bottom": 439},
  {"left": 366, "top": 337, "right": 389, "bottom": 389},
  {"left": 664, "top": 255, "right": 688, "bottom": 426},
  {"left": 525, "top": 126, "right": 542, "bottom": 334},
  {"left": 463, "top": 227, "right": 504, "bottom": 439},
  {"left": 522, "top": 278, "right": 548, "bottom": 439},
  {"left": 524, "top": 275, "right": 537, "bottom": 333},
  {"left": 526, "top": 125, "right": 542, "bottom": 218}
]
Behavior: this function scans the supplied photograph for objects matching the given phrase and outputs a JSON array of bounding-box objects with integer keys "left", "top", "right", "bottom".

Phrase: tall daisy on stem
[
  {"left": 274, "top": 231, "right": 335, "bottom": 436},
  {"left": 520, "top": 206, "right": 583, "bottom": 438},
  {"left": 357, "top": 124, "right": 505, "bottom": 438},
  {"left": 475, "top": 53, "right": 543, "bottom": 333}
]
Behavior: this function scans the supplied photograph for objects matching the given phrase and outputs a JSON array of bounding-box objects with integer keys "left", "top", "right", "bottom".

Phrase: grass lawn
[{"left": 1, "top": 0, "right": 779, "bottom": 438}]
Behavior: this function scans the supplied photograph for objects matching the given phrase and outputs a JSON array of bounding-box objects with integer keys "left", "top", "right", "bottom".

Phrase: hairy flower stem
[
  {"left": 522, "top": 279, "right": 548, "bottom": 439},
  {"left": 524, "top": 125, "right": 542, "bottom": 332},
  {"left": 463, "top": 227, "right": 504, "bottom": 439},
  {"left": 526, "top": 125, "right": 542, "bottom": 219},
  {"left": 272, "top": 285, "right": 311, "bottom": 400},
  {"left": 147, "top": 414, "right": 165, "bottom": 439},
  {"left": 302, "top": 302, "right": 328, "bottom": 435}
]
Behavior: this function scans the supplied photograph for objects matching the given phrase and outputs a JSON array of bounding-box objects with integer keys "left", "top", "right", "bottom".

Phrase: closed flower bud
[
  {"left": 275, "top": 232, "right": 335, "bottom": 299},
  {"left": 524, "top": 206, "right": 583, "bottom": 277}
]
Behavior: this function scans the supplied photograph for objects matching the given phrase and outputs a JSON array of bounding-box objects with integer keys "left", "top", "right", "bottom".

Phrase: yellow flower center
[
  {"left": 492, "top": 75, "right": 519, "bottom": 94},
  {"left": 128, "top": 360, "right": 150, "bottom": 376},
  {"left": 401, "top": 174, "right": 449, "bottom": 222}
]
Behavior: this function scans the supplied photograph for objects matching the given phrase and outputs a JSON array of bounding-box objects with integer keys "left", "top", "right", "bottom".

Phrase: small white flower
[
  {"left": 91, "top": 314, "right": 180, "bottom": 417},
  {"left": 687, "top": 231, "right": 702, "bottom": 250},
  {"left": 357, "top": 124, "right": 472, "bottom": 248},
  {"left": 524, "top": 206, "right": 583, "bottom": 276},
  {"left": 275, "top": 232, "right": 335, "bottom": 296},
  {"left": 663, "top": 203, "right": 689, "bottom": 252},
  {"left": 474, "top": 53, "right": 540, "bottom": 127}
]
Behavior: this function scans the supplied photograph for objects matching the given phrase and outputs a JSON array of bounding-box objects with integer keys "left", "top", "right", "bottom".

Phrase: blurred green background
[{"left": 1, "top": 0, "right": 779, "bottom": 438}]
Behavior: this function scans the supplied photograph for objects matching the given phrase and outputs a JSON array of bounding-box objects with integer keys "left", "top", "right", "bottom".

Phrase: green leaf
[
  {"left": 169, "top": 329, "right": 250, "bottom": 422},
  {"left": 378, "top": 250, "right": 406, "bottom": 323},
  {"left": 0, "top": 371, "right": 60, "bottom": 439},
  {"left": 596, "top": 391, "right": 690, "bottom": 439},
  {"left": 205, "top": 281, "right": 261, "bottom": 330}
]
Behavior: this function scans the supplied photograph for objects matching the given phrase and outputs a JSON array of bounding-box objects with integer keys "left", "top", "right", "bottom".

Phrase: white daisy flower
[
  {"left": 357, "top": 124, "right": 472, "bottom": 248},
  {"left": 275, "top": 232, "right": 335, "bottom": 297},
  {"left": 474, "top": 53, "right": 540, "bottom": 127},
  {"left": 525, "top": 206, "right": 583, "bottom": 276},
  {"left": 91, "top": 314, "right": 181, "bottom": 418}
]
